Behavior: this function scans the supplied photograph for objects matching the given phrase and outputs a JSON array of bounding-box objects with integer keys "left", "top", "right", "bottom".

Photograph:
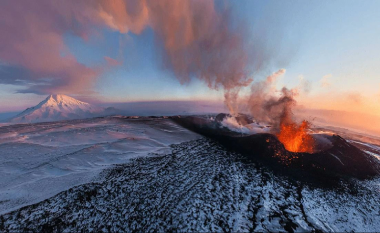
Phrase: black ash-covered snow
[{"left": 1, "top": 138, "right": 380, "bottom": 232}]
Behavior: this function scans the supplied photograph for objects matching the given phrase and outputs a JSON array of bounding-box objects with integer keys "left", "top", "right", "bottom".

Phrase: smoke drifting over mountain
[
  {"left": 0, "top": 0, "right": 252, "bottom": 96},
  {"left": 0, "top": 0, "right": 295, "bottom": 126}
]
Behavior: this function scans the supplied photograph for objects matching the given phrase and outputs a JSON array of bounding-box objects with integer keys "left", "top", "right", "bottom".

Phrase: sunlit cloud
[{"left": 320, "top": 74, "right": 332, "bottom": 88}]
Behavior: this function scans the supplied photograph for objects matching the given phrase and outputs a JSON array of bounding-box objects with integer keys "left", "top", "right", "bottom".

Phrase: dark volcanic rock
[
  {"left": 172, "top": 116, "right": 380, "bottom": 181},
  {"left": 2, "top": 138, "right": 380, "bottom": 232}
]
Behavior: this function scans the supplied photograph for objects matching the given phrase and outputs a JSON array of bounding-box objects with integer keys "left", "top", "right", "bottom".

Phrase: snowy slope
[
  {"left": 9, "top": 94, "right": 106, "bottom": 123},
  {"left": 0, "top": 116, "right": 201, "bottom": 214}
]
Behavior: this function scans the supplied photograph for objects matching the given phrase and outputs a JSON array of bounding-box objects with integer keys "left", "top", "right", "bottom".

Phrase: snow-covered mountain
[{"left": 9, "top": 94, "right": 110, "bottom": 123}]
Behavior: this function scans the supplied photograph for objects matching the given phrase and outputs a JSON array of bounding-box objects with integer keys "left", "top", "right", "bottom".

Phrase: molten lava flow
[{"left": 277, "top": 120, "right": 314, "bottom": 153}]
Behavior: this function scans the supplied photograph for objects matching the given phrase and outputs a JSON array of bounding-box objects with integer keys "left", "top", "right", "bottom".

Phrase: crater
[{"left": 172, "top": 115, "right": 380, "bottom": 183}]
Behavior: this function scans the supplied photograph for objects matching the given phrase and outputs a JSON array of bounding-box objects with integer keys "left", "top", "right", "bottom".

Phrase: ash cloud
[
  {"left": 0, "top": 1, "right": 100, "bottom": 94},
  {"left": 0, "top": 0, "right": 288, "bottom": 122},
  {"left": 0, "top": 1, "right": 275, "bottom": 94},
  {"left": 245, "top": 69, "right": 292, "bottom": 125},
  {"left": 231, "top": 68, "right": 305, "bottom": 133}
]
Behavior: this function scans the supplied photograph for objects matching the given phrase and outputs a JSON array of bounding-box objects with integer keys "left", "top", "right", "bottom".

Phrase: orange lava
[{"left": 277, "top": 120, "right": 314, "bottom": 153}]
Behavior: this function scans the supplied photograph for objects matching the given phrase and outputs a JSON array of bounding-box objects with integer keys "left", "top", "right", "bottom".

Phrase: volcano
[
  {"left": 9, "top": 94, "right": 116, "bottom": 123},
  {"left": 172, "top": 114, "right": 380, "bottom": 183},
  {"left": 1, "top": 115, "right": 380, "bottom": 232}
]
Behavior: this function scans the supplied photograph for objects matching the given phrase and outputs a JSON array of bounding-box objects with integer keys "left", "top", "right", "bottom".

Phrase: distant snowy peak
[
  {"left": 10, "top": 94, "right": 107, "bottom": 123},
  {"left": 43, "top": 94, "right": 92, "bottom": 108}
]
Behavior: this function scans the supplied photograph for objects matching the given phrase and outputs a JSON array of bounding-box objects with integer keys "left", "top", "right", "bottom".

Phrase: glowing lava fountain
[{"left": 277, "top": 119, "right": 314, "bottom": 153}]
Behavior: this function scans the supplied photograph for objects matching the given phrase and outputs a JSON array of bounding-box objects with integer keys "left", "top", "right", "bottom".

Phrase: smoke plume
[
  {"left": 244, "top": 69, "right": 292, "bottom": 126},
  {"left": 243, "top": 70, "right": 315, "bottom": 152},
  {"left": 1, "top": 0, "right": 298, "bottom": 130},
  {"left": 0, "top": 0, "right": 255, "bottom": 97}
]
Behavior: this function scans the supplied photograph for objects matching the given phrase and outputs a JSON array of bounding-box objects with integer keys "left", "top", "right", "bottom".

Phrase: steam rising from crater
[
  {"left": 0, "top": 0, "right": 272, "bottom": 108},
  {"left": 0, "top": 0, "right": 312, "bottom": 148}
]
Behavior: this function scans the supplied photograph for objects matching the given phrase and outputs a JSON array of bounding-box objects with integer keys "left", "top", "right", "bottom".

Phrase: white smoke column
[
  {"left": 245, "top": 69, "right": 288, "bottom": 124},
  {"left": 0, "top": 0, "right": 278, "bottom": 113}
]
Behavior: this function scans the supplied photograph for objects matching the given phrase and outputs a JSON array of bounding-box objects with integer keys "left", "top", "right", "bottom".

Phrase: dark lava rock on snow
[
  {"left": 172, "top": 115, "right": 380, "bottom": 182},
  {"left": 2, "top": 138, "right": 380, "bottom": 232}
]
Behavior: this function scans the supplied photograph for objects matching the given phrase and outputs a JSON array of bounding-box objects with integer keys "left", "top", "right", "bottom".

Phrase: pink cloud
[
  {"left": 0, "top": 1, "right": 102, "bottom": 94},
  {"left": 0, "top": 0, "right": 256, "bottom": 100},
  {"left": 104, "top": 56, "right": 122, "bottom": 66}
]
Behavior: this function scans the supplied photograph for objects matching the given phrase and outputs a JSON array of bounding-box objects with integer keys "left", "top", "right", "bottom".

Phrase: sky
[{"left": 0, "top": 0, "right": 380, "bottom": 119}]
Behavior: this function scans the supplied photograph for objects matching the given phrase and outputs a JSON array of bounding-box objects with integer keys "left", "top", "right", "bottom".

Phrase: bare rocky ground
[{"left": 1, "top": 138, "right": 380, "bottom": 232}]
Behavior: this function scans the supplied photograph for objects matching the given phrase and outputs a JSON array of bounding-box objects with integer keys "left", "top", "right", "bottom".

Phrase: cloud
[
  {"left": 320, "top": 74, "right": 332, "bottom": 88},
  {"left": 0, "top": 1, "right": 103, "bottom": 94},
  {"left": 267, "top": 69, "right": 286, "bottom": 83},
  {"left": 0, "top": 64, "right": 32, "bottom": 86},
  {"left": 347, "top": 92, "right": 363, "bottom": 105},
  {"left": 0, "top": 0, "right": 255, "bottom": 96},
  {"left": 0, "top": 1, "right": 158, "bottom": 94},
  {"left": 104, "top": 56, "right": 122, "bottom": 66},
  {"left": 0, "top": 0, "right": 282, "bottom": 103},
  {"left": 297, "top": 75, "right": 311, "bottom": 94}
]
